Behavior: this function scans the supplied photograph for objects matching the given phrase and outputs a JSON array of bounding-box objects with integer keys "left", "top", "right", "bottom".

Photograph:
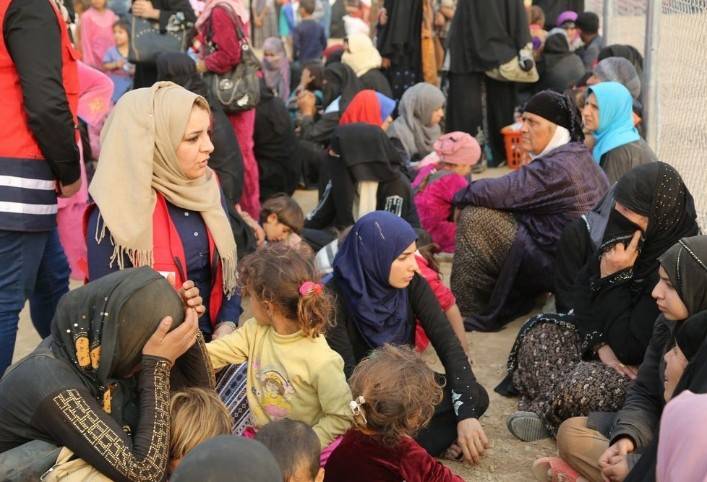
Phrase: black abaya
[{"left": 446, "top": 0, "right": 530, "bottom": 165}]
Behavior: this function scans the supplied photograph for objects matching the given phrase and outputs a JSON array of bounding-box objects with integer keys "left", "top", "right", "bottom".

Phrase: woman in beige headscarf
[
  {"left": 86, "top": 82, "right": 240, "bottom": 341},
  {"left": 342, "top": 33, "right": 393, "bottom": 98}
]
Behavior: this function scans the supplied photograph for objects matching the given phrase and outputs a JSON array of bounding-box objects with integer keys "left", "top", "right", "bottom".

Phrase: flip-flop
[
  {"left": 507, "top": 411, "right": 551, "bottom": 442},
  {"left": 531, "top": 457, "right": 585, "bottom": 482}
]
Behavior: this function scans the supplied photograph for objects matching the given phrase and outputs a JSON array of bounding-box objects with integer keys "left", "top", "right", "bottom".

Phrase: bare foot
[{"left": 442, "top": 442, "right": 463, "bottom": 461}]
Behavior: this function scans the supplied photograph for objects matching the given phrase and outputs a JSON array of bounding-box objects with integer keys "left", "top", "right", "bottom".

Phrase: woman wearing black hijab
[
  {"left": 303, "top": 123, "right": 420, "bottom": 251},
  {"left": 446, "top": 0, "right": 532, "bottom": 165},
  {"left": 553, "top": 235, "right": 707, "bottom": 482},
  {"left": 536, "top": 32, "right": 585, "bottom": 93},
  {"left": 296, "top": 63, "right": 365, "bottom": 189},
  {"left": 498, "top": 162, "right": 699, "bottom": 443},
  {"left": 254, "top": 79, "right": 299, "bottom": 200},
  {"left": 0, "top": 268, "right": 211, "bottom": 482},
  {"left": 376, "top": 0, "right": 424, "bottom": 100}
]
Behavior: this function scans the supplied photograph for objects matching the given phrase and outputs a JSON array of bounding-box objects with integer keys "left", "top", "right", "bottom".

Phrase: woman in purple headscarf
[{"left": 261, "top": 36, "right": 291, "bottom": 102}]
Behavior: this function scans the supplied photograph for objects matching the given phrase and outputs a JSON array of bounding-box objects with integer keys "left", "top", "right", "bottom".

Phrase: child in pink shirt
[
  {"left": 78, "top": 0, "right": 117, "bottom": 69},
  {"left": 412, "top": 132, "right": 481, "bottom": 252}
]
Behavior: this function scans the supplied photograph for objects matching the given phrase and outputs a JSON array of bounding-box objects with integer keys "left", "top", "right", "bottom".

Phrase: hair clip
[
  {"left": 299, "top": 281, "right": 323, "bottom": 297},
  {"left": 349, "top": 395, "right": 367, "bottom": 423}
]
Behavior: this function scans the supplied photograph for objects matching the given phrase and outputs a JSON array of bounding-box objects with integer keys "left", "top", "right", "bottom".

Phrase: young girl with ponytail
[{"left": 206, "top": 244, "right": 353, "bottom": 456}]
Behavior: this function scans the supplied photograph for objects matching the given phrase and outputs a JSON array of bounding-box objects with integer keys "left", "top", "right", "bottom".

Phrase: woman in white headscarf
[{"left": 342, "top": 33, "right": 393, "bottom": 98}]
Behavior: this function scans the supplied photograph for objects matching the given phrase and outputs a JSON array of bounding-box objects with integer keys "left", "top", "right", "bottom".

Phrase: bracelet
[{"left": 215, "top": 321, "right": 236, "bottom": 331}]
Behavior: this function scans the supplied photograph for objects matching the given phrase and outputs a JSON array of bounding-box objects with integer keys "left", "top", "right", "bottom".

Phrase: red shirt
[{"left": 325, "top": 430, "right": 464, "bottom": 482}]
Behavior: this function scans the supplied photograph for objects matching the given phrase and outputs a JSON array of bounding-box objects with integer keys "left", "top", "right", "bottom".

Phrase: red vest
[
  {"left": 0, "top": 0, "right": 79, "bottom": 161},
  {"left": 152, "top": 193, "right": 225, "bottom": 326},
  {"left": 84, "top": 195, "right": 226, "bottom": 326}
]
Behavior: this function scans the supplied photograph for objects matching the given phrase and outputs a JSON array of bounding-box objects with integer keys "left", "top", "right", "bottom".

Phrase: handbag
[
  {"left": 206, "top": 5, "right": 261, "bottom": 113},
  {"left": 128, "top": 13, "right": 189, "bottom": 64},
  {"left": 485, "top": 43, "right": 539, "bottom": 84}
]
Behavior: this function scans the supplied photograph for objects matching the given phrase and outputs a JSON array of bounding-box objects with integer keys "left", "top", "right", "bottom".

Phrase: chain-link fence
[{"left": 583, "top": 0, "right": 707, "bottom": 230}]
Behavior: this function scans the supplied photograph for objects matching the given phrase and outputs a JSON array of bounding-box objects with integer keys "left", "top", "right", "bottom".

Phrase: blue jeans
[{"left": 0, "top": 229, "right": 69, "bottom": 376}]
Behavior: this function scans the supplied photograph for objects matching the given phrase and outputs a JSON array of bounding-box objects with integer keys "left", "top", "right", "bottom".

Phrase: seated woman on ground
[
  {"left": 387, "top": 82, "right": 445, "bottom": 166},
  {"left": 295, "top": 62, "right": 364, "bottom": 187},
  {"left": 0, "top": 268, "right": 211, "bottom": 482},
  {"left": 534, "top": 235, "right": 707, "bottom": 482},
  {"left": 326, "top": 211, "right": 489, "bottom": 464},
  {"left": 86, "top": 83, "right": 242, "bottom": 342},
  {"left": 451, "top": 90, "right": 609, "bottom": 332},
  {"left": 325, "top": 345, "right": 469, "bottom": 481},
  {"left": 412, "top": 131, "right": 480, "bottom": 253},
  {"left": 303, "top": 123, "right": 420, "bottom": 251},
  {"left": 254, "top": 78, "right": 300, "bottom": 200},
  {"left": 341, "top": 32, "right": 393, "bottom": 98},
  {"left": 498, "top": 163, "right": 699, "bottom": 445},
  {"left": 582, "top": 81, "right": 656, "bottom": 184},
  {"left": 339, "top": 89, "right": 396, "bottom": 129}
]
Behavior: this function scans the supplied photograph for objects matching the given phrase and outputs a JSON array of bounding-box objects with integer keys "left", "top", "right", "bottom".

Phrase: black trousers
[
  {"left": 415, "top": 373, "right": 490, "bottom": 456},
  {"left": 446, "top": 72, "right": 518, "bottom": 166}
]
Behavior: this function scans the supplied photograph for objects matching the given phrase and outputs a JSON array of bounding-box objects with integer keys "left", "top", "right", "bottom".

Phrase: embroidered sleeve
[{"left": 33, "top": 357, "right": 172, "bottom": 482}]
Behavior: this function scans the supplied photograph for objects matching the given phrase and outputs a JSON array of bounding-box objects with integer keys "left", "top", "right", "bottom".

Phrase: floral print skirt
[{"left": 509, "top": 318, "right": 630, "bottom": 435}]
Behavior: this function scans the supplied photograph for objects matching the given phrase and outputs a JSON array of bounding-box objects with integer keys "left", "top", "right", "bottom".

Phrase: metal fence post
[
  {"left": 643, "top": 0, "right": 660, "bottom": 151},
  {"left": 602, "top": 0, "right": 614, "bottom": 45}
]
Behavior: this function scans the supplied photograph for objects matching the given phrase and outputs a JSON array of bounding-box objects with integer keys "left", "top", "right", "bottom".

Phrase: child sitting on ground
[
  {"left": 412, "top": 132, "right": 481, "bottom": 252},
  {"left": 324, "top": 344, "right": 466, "bottom": 482},
  {"left": 238, "top": 194, "right": 306, "bottom": 249},
  {"left": 168, "top": 387, "right": 232, "bottom": 475},
  {"left": 256, "top": 419, "right": 325, "bottom": 482},
  {"left": 207, "top": 244, "right": 353, "bottom": 454}
]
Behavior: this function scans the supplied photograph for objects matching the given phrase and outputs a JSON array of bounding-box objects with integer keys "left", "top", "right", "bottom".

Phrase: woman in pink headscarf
[{"left": 195, "top": 0, "right": 262, "bottom": 218}]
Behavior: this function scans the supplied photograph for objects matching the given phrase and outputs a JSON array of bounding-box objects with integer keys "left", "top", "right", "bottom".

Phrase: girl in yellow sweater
[{"left": 207, "top": 244, "right": 352, "bottom": 457}]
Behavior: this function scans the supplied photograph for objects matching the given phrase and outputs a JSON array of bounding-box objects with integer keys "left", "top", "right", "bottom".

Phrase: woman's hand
[
  {"left": 456, "top": 418, "right": 489, "bottom": 465},
  {"left": 178, "top": 280, "right": 206, "bottom": 317},
  {"left": 600, "top": 453, "right": 630, "bottom": 482},
  {"left": 297, "top": 90, "right": 317, "bottom": 117},
  {"left": 599, "top": 438, "right": 634, "bottom": 482},
  {"left": 597, "top": 345, "right": 638, "bottom": 380},
  {"left": 132, "top": 0, "right": 160, "bottom": 20},
  {"left": 236, "top": 204, "right": 266, "bottom": 247},
  {"left": 600, "top": 231, "right": 641, "bottom": 278},
  {"left": 599, "top": 437, "right": 635, "bottom": 479},
  {"left": 142, "top": 309, "right": 199, "bottom": 365}
]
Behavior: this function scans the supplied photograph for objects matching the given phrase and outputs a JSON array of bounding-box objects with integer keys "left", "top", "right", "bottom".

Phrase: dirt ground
[{"left": 12, "top": 168, "right": 557, "bottom": 481}]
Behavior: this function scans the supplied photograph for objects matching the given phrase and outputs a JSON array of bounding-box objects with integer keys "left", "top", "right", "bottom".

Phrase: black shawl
[
  {"left": 331, "top": 123, "right": 401, "bottom": 183},
  {"left": 448, "top": 0, "right": 531, "bottom": 73},
  {"left": 377, "top": 0, "right": 423, "bottom": 72},
  {"left": 254, "top": 79, "right": 299, "bottom": 199},
  {"left": 570, "top": 162, "right": 699, "bottom": 357},
  {"left": 322, "top": 62, "right": 365, "bottom": 112},
  {"left": 613, "top": 162, "right": 699, "bottom": 280},
  {"left": 51, "top": 267, "right": 213, "bottom": 425}
]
